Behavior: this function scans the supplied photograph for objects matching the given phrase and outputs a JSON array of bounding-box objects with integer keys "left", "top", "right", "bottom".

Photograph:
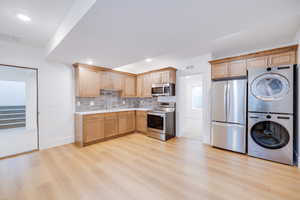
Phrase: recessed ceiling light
[
  {"left": 145, "top": 58, "right": 152, "bottom": 63},
  {"left": 17, "top": 14, "right": 31, "bottom": 22}
]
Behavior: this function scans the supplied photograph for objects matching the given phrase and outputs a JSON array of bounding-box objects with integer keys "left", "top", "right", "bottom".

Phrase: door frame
[
  {"left": 177, "top": 72, "right": 211, "bottom": 143},
  {"left": 0, "top": 63, "right": 40, "bottom": 157}
]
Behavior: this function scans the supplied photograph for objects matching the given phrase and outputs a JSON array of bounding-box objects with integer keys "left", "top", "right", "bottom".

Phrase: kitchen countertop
[{"left": 75, "top": 108, "right": 152, "bottom": 115}]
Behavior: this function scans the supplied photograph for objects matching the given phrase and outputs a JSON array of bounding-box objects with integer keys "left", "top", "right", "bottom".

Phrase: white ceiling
[
  {"left": 1, "top": 0, "right": 300, "bottom": 70},
  {"left": 47, "top": 0, "right": 300, "bottom": 69},
  {"left": 0, "top": 0, "right": 75, "bottom": 47}
]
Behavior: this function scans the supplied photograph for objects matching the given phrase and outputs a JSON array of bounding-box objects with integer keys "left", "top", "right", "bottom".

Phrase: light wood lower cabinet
[
  {"left": 104, "top": 113, "right": 118, "bottom": 138},
  {"left": 75, "top": 110, "right": 138, "bottom": 147},
  {"left": 83, "top": 115, "right": 105, "bottom": 143},
  {"left": 136, "top": 111, "right": 148, "bottom": 134},
  {"left": 118, "top": 111, "right": 135, "bottom": 134}
]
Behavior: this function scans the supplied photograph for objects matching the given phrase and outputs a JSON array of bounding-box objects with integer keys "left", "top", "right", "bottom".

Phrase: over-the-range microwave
[{"left": 151, "top": 83, "right": 175, "bottom": 96}]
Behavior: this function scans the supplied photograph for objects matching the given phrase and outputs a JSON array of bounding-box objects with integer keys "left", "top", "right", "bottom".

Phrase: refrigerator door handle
[
  {"left": 225, "top": 82, "right": 228, "bottom": 121},
  {"left": 226, "top": 82, "right": 230, "bottom": 121}
]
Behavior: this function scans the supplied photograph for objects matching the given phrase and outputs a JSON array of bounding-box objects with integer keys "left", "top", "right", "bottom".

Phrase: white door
[
  {"left": 0, "top": 66, "right": 38, "bottom": 158},
  {"left": 179, "top": 74, "right": 207, "bottom": 140}
]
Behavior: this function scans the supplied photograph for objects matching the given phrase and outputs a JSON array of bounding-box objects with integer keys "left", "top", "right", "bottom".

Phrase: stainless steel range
[{"left": 147, "top": 102, "right": 175, "bottom": 141}]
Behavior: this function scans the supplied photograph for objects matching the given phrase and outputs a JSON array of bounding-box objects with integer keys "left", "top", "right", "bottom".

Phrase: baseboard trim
[{"left": 0, "top": 149, "right": 38, "bottom": 160}]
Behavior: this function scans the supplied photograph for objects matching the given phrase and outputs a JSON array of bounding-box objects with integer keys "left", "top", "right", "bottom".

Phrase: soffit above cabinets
[{"left": 47, "top": 0, "right": 300, "bottom": 68}]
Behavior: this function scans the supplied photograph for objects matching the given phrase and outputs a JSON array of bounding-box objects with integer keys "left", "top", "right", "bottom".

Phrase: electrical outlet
[
  {"left": 77, "top": 101, "right": 81, "bottom": 106},
  {"left": 90, "top": 101, "right": 95, "bottom": 106},
  {"left": 122, "top": 100, "right": 125, "bottom": 104}
]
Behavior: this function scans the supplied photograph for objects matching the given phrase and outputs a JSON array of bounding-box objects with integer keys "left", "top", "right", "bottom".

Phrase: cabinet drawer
[
  {"left": 104, "top": 113, "right": 118, "bottom": 118},
  {"left": 136, "top": 111, "right": 148, "bottom": 117},
  {"left": 84, "top": 114, "right": 104, "bottom": 120}
]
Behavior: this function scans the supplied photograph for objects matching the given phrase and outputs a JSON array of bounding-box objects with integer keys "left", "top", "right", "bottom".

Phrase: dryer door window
[
  {"left": 251, "top": 73, "right": 289, "bottom": 101},
  {"left": 251, "top": 121, "right": 290, "bottom": 149}
]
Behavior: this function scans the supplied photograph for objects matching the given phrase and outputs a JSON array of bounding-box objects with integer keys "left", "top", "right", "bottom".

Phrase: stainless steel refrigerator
[{"left": 211, "top": 79, "right": 247, "bottom": 153}]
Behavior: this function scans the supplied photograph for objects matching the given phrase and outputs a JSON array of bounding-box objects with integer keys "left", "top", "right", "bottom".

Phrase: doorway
[
  {"left": 178, "top": 74, "right": 210, "bottom": 142},
  {"left": 0, "top": 65, "right": 38, "bottom": 158}
]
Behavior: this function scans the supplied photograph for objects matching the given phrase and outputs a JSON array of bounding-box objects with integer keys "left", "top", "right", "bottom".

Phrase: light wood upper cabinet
[
  {"left": 151, "top": 72, "right": 161, "bottom": 84},
  {"left": 247, "top": 51, "right": 296, "bottom": 69},
  {"left": 268, "top": 51, "right": 296, "bottom": 66},
  {"left": 246, "top": 56, "right": 269, "bottom": 69},
  {"left": 123, "top": 76, "right": 136, "bottom": 97},
  {"left": 211, "top": 63, "right": 228, "bottom": 79},
  {"left": 143, "top": 74, "right": 152, "bottom": 97},
  {"left": 100, "top": 71, "right": 113, "bottom": 90},
  {"left": 75, "top": 64, "right": 176, "bottom": 98},
  {"left": 210, "top": 46, "right": 298, "bottom": 80},
  {"left": 161, "top": 70, "right": 176, "bottom": 83},
  {"left": 136, "top": 75, "right": 143, "bottom": 97},
  {"left": 136, "top": 111, "right": 148, "bottom": 133},
  {"left": 83, "top": 114, "right": 105, "bottom": 143},
  {"left": 228, "top": 59, "right": 246, "bottom": 77},
  {"left": 136, "top": 74, "right": 152, "bottom": 98},
  {"left": 104, "top": 113, "right": 118, "bottom": 138},
  {"left": 75, "top": 67, "right": 100, "bottom": 97},
  {"left": 112, "top": 73, "right": 125, "bottom": 91},
  {"left": 136, "top": 68, "right": 177, "bottom": 97}
]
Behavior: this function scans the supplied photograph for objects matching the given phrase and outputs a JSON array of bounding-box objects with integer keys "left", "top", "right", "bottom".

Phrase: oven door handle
[{"left": 148, "top": 113, "right": 166, "bottom": 117}]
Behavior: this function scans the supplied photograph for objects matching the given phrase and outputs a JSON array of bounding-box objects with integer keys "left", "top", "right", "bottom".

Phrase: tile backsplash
[{"left": 76, "top": 90, "right": 158, "bottom": 112}]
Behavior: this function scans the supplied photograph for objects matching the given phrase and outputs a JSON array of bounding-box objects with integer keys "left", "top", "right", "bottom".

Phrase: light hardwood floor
[{"left": 0, "top": 133, "right": 300, "bottom": 200}]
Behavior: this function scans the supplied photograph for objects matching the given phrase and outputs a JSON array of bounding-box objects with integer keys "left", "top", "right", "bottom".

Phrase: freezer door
[
  {"left": 212, "top": 81, "right": 227, "bottom": 122},
  {"left": 212, "top": 122, "right": 246, "bottom": 153},
  {"left": 227, "top": 79, "right": 246, "bottom": 124}
]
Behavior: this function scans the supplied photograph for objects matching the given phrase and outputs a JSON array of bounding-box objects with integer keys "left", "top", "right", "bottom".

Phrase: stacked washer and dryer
[{"left": 248, "top": 65, "right": 296, "bottom": 165}]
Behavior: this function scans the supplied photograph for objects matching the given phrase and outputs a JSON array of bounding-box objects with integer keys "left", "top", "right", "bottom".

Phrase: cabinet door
[
  {"left": 151, "top": 72, "right": 162, "bottom": 84},
  {"left": 268, "top": 51, "right": 296, "bottom": 66},
  {"left": 124, "top": 76, "right": 136, "bottom": 97},
  {"left": 168, "top": 70, "right": 176, "bottom": 84},
  {"left": 112, "top": 73, "right": 125, "bottom": 91},
  {"left": 160, "top": 71, "right": 169, "bottom": 83},
  {"left": 104, "top": 113, "right": 118, "bottom": 138},
  {"left": 118, "top": 112, "right": 128, "bottom": 134},
  {"left": 100, "top": 71, "right": 113, "bottom": 90},
  {"left": 246, "top": 56, "right": 268, "bottom": 69},
  {"left": 142, "top": 74, "right": 152, "bottom": 97},
  {"left": 76, "top": 67, "right": 100, "bottom": 97},
  {"left": 83, "top": 115, "right": 104, "bottom": 143},
  {"left": 136, "top": 75, "right": 143, "bottom": 97},
  {"left": 136, "top": 111, "right": 147, "bottom": 133},
  {"left": 211, "top": 63, "right": 228, "bottom": 79},
  {"left": 127, "top": 111, "right": 136, "bottom": 132},
  {"left": 228, "top": 59, "right": 246, "bottom": 77}
]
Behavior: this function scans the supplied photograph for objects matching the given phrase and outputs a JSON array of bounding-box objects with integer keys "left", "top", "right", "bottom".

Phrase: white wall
[
  {"left": 174, "top": 53, "right": 212, "bottom": 144},
  {"left": 0, "top": 42, "right": 75, "bottom": 149}
]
